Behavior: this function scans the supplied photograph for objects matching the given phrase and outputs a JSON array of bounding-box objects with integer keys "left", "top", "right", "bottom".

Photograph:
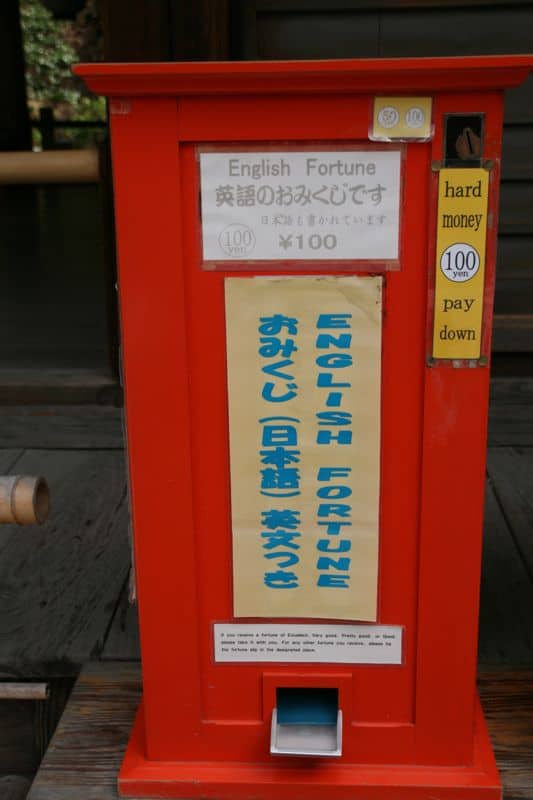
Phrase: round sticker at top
[
  {"left": 377, "top": 106, "right": 400, "bottom": 129},
  {"left": 372, "top": 96, "right": 433, "bottom": 141},
  {"left": 405, "top": 106, "right": 426, "bottom": 129}
]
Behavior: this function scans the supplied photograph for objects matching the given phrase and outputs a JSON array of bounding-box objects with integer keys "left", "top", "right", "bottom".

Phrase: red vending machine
[{"left": 76, "top": 55, "right": 533, "bottom": 799}]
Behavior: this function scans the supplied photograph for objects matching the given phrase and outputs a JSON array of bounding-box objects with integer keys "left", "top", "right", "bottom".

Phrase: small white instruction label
[
  {"left": 214, "top": 623, "right": 402, "bottom": 664},
  {"left": 199, "top": 150, "right": 401, "bottom": 262}
]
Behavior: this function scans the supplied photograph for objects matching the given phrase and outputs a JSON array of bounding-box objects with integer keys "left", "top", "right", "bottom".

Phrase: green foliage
[
  {"left": 20, "top": 0, "right": 105, "bottom": 146},
  {"left": 21, "top": 0, "right": 79, "bottom": 107}
]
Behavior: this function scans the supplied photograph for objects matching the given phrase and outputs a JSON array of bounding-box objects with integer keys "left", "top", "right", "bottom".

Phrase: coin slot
[{"left": 444, "top": 114, "right": 484, "bottom": 167}]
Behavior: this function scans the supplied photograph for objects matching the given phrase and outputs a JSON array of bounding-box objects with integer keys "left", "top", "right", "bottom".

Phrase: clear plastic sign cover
[{"left": 199, "top": 148, "right": 401, "bottom": 266}]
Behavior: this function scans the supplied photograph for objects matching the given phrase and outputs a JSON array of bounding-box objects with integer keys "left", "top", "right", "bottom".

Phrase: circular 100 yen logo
[
  {"left": 377, "top": 106, "right": 400, "bottom": 129},
  {"left": 405, "top": 106, "right": 425, "bottom": 129},
  {"left": 440, "top": 243, "right": 480, "bottom": 282},
  {"left": 218, "top": 224, "right": 256, "bottom": 258}
]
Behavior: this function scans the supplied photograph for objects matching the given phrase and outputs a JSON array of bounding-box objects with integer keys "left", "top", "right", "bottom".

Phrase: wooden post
[
  {"left": 0, "top": 150, "right": 99, "bottom": 183},
  {"left": 0, "top": 683, "right": 49, "bottom": 701},
  {"left": 0, "top": 0, "right": 31, "bottom": 151},
  {"left": 39, "top": 107, "right": 56, "bottom": 151}
]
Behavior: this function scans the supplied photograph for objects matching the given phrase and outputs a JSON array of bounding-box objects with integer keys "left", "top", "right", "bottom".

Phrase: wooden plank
[
  {"left": 101, "top": 577, "right": 140, "bottom": 662},
  {"left": 28, "top": 662, "right": 533, "bottom": 800},
  {"left": 0, "top": 369, "right": 121, "bottom": 406},
  {"left": 257, "top": 0, "right": 533, "bottom": 7},
  {"left": 34, "top": 677, "right": 75, "bottom": 764},
  {"left": 494, "top": 278, "right": 533, "bottom": 315},
  {"left": 0, "top": 450, "right": 130, "bottom": 678},
  {"left": 171, "top": 0, "right": 229, "bottom": 60},
  {"left": 487, "top": 448, "right": 533, "bottom": 579},
  {"left": 0, "top": 700, "right": 41, "bottom": 774},
  {"left": 478, "top": 482, "right": 533, "bottom": 664},
  {"left": 255, "top": 9, "right": 379, "bottom": 59},
  {"left": 0, "top": 451, "right": 24, "bottom": 473},
  {"left": 478, "top": 669, "right": 533, "bottom": 800},
  {"left": 0, "top": 775, "right": 32, "bottom": 800},
  {"left": 489, "top": 378, "right": 533, "bottom": 407},
  {"left": 496, "top": 236, "right": 533, "bottom": 279},
  {"left": 379, "top": 6, "right": 533, "bottom": 57},
  {"left": 499, "top": 182, "right": 533, "bottom": 236},
  {"left": 505, "top": 75, "right": 533, "bottom": 125},
  {"left": 0, "top": 406, "right": 123, "bottom": 449},
  {"left": 101, "top": 0, "right": 171, "bottom": 60},
  {"left": 0, "top": 679, "right": 72, "bottom": 778},
  {"left": 233, "top": 0, "right": 260, "bottom": 58},
  {"left": 0, "top": 679, "right": 71, "bottom": 774},
  {"left": 492, "top": 315, "right": 533, "bottom": 353},
  {"left": 502, "top": 126, "right": 533, "bottom": 182},
  {"left": 27, "top": 662, "right": 142, "bottom": 800},
  {"left": 488, "top": 380, "right": 533, "bottom": 446}
]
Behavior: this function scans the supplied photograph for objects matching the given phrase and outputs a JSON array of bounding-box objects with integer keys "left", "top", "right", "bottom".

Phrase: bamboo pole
[
  {"left": 0, "top": 683, "right": 49, "bottom": 700},
  {"left": 0, "top": 476, "right": 49, "bottom": 525},
  {"left": 0, "top": 149, "right": 99, "bottom": 184}
]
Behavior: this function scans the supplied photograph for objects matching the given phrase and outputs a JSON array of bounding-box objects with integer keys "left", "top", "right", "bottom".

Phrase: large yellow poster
[
  {"left": 225, "top": 276, "right": 382, "bottom": 621},
  {"left": 432, "top": 168, "right": 489, "bottom": 360}
]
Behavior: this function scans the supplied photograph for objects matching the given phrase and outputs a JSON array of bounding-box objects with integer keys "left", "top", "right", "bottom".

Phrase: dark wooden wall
[
  {"left": 230, "top": 0, "right": 533, "bottom": 358},
  {"left": 101, "top": 0, "right": 228, "bottom": 61},
  {"left": 0, "top": 0, "right": 31, "bottom": 151}
]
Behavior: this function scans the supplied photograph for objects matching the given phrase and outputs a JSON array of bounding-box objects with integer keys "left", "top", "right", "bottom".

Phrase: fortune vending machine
[{"left": 76, "top": 55, "right": 533, "bottom": 799}]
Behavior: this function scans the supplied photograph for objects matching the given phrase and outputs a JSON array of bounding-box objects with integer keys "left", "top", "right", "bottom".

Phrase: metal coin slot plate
[{"left": 443, "top": 114, "right": 485, "bottom": 167}]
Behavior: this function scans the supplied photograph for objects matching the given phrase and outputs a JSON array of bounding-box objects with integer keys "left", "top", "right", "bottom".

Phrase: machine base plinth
[{"left": 119, "top": 696, "right": 501, "bottom": 800}]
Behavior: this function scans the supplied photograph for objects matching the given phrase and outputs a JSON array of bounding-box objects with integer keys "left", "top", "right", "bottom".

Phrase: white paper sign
[
  {"left": 214, "top": 624, "right": 402, "bottom": 664},
  {"left": 199, "top": 150, "right": 401, "bottom": 262}
]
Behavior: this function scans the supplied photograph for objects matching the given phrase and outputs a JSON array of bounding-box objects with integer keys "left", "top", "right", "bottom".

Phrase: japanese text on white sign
[{"left": 200, "top": 150, "right": 401, "bottom": 263}]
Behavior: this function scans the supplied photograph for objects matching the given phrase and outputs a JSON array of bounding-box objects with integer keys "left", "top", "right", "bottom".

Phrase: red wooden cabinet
[{"left": 76, "top": 56, "right": 533, "bottom": 800}]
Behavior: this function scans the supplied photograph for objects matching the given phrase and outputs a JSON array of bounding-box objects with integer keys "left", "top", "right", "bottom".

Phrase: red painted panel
[
  {"left": 415, "top": 91, "right": 504, "bottom": 766},
  {"left": 177, "top": 122, "right": 425, "bottom": 758},
  {"left": 110, "top": 93, "right": 430, "bottom": 762}
]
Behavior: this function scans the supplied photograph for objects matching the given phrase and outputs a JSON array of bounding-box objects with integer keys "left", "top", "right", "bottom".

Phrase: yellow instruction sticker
[
  {"left": 372, "top": 97, "right": 432, "bottom": 140},
  {"left": 432, "top": 168, "right": 489, "bottom": 360},
  {"left": 225, "top": 276, "right": 382, "bottom": 622}
]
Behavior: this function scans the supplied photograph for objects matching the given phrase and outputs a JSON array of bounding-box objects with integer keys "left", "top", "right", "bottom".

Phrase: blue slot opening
[{"left": 276, "top": 688, "right": 338, "bottom": 726}]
